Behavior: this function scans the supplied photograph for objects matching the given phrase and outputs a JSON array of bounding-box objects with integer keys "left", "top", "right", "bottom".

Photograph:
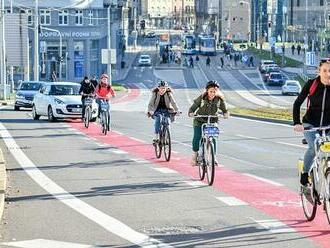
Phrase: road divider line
[
  {"left": 111, "top": 149, "right": 128, "bottom": 155},
  {"left": 129, "top": 137, "right": 146, "bottom": 143},
  {"left": 243, "top": 173, "right": 283, "bottom": 187},
  {"left": 183, "top": 181, "right": 207, "bottom": 187},
  {"left": 252, "top": 219, "right": 296, "bottom": 234},
  {"left": 0, "top": 122, "right": 171, "bottom": 248},
  {"left": 130, "top": 158, "right": 148, "bottom": 164},
  {"left": 215, "top": 196, "right": 249, "bottom": 206},
  {"left": 153, "top": 168, "right": 178, "bottom": 174}
]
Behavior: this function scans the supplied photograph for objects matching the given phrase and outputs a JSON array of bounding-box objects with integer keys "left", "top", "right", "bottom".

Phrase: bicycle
[
  {"left": 152, "top": 112, "right": 177, "bottom": 162},
  {"left": 299, "top": 125, "right": 330, "bottom": 223},
  {"left": 193, "top": 114, "right": 222, "bottom": 186},
  {"left": 98, "top": 99, "right": 110, "bottom": 135},
  {"left": 83, "top": 95, "right": 95, "bottom": 128}
]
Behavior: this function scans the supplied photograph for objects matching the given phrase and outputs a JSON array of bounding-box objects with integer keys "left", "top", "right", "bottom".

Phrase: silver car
[
  {"left": 282, "top": 80, "right": 302, "bottom": 95},
  {"left": 14, "top": 81, "right": 45, "bottom": 110}
]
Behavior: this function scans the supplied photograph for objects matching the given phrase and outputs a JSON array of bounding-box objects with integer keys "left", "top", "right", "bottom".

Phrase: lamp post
[
  {"left": 1, "top": 0, "right": 6, "bottom": 100},
  {"left": 34, "top": 0, "right": 39, "bottom": 81}
]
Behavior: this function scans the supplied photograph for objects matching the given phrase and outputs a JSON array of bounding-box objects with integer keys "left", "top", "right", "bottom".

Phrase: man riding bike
[
  {"left": 188, "top": 80, "right": 229, "bottom": 166},
  {"left": 147, "top": 80, "right": 180, "bottom": 141},
  {"left": 94, "top": 74, "right": 115, "bottom": 123},
  {"left": 79, "top": 76, "right": 95, "bottom": 120},
  {"left": 293, "top": 58, "right": 330, "bottom": 186}
]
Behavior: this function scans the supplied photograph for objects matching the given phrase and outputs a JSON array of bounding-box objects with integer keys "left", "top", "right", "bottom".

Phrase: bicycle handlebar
[
  {"left": 304, "top": 125, "right": 330, "bottom": 132},
  {"left": 192, "top": 114, "right": 225, "bottom": 118}
]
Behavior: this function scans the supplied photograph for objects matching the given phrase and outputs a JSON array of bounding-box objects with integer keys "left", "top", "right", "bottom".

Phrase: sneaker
[
  {"left": 214, "top": 158, "right": 219, "bottom": 166},
  {"left": 153, "top": 134, "right": 159, "bottom": 142},
  {"left": 300, "top": 172, "right": 309, "bottom": 186},
  {"left": 191, "top": 152, "right": 198, "bottom": 166}
]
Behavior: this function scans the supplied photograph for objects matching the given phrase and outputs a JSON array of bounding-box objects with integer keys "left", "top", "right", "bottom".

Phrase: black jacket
[
  {"left": 293, "top": 77, "right": 330, "bottom": 127},
  {"left": 79, "top": 82, "right": 95, "bottom": 99}
]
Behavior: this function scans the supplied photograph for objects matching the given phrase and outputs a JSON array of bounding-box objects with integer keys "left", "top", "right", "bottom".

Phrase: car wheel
[
  {"left": 47, "top": 106, "right": 56, "bottom": 122},
  {"left": 32, "top": 105, "right": 40, "bottom": 120},
  {"left": 14, "top": 105, "right": 20, "bottom": 111}
]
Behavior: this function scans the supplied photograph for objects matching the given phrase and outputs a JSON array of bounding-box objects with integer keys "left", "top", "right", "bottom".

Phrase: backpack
[{"left": 307, "top": 79, "right": 318, "bottom": 109}]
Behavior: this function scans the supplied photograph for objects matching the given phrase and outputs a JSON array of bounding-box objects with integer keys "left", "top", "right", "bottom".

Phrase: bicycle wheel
[
  {"left": 84, "top": 107, "right": 91, "bottom": 128},
  {"left": 154, "top": 131, "right": 162, "bottom": 159},
  {"left": 163, "top": 127, "right": 171, "bottom": 161},
  {"left": 205, "top": 140, "right": 215, "bottom": 186},
  {"left": 301, "top": 169, "right": 317, "bottom": 221},
  {"left": 198, "top": 142, "right": 206, "bottom": 180},
  {"left": 101, "top": 111, "right": 108, "bottom": 135},
  {"left": 324, "top": 170, "right": 330, "bottom": 225}
]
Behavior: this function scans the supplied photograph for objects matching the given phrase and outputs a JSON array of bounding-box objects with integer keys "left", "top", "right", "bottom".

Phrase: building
[
  {"left": 4, "top": 0, "right": 130, "bottom": 82},
  {"left": 221, "top": 0, "right": 251, "bottom": 41},
  {"left": 195, "top": 0, "right": 221, "bottom": 38}
]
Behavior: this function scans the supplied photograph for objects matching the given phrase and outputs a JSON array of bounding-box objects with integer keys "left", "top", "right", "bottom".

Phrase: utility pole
[
  {"left": 1, "top": 0, "right": 6, "bottom": 100},
  {"left": 134, "top": 6, "right": 137, "bottom": 50},
  {"left": 107, "top": 6, "right": 111, "bottom": 84},
  {"left": 34, "top": 0, "right": 39, "bottom": 81}
]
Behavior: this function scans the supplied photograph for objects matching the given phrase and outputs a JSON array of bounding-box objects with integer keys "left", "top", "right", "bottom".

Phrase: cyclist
[
  {"left": 188, "top": 80, "right": 229, "bottom": 166},
  {"left": 147, "top": 80, "right": 180, "bottom": 141},
  {"left": 94, "top": 74, "right": 115, "bottom": 125},
  {"left": 293, "top": 58, "right": 330, "bottom": 186},
  {"left": 79, "top": 76, "right": 95, "bottom": 120}
]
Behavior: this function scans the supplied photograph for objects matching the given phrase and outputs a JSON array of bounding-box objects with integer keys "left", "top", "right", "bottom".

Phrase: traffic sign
[
  {"left": 101, "top": 49, "right": 117, "bottom": 65},
  {"left": 305, "top": 52, "right": 316, "bottom": 66}
]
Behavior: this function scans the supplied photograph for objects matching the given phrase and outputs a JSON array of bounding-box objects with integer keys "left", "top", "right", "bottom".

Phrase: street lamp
[{"left": 34, "top": 0, "right": 39, "bottom": 81}]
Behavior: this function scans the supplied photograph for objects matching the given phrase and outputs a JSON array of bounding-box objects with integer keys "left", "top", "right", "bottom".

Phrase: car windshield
[
  {"left": 141, "top": 55, "right": 150, "bottom": 59},
  {"left": 287, "top": 82, "right": 299, "bottom": 87},
  {"left": 271, "top": 74, "right": 283, "bottom": 79},
  {"left": 49, "top": 85, "right": 80, "bottom": 96},
  {"left": 19, "top": 82, "right": 42, "bottom": 91}
]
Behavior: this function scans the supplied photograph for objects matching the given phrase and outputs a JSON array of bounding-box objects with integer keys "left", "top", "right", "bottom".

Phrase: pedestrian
[
  {"left": 297, "top": 44, "right": 302, "bottom": 56},
  {"left": 206, "top": 56, "right": 211, "bottom": 67},
  {"left": 220, "top": 56, "right": 224, "bottom": 68},
  {"left": 51, "top": 71, "right": 57, "bottom": 82},
  {"left": 189, "top": 56, "right": 194, "bottom": 68},
  {"left": 195, "top": 55, "right": 199, "bottom": 62},
  {"left": 249, "top": 56, "right": 254, "bottom": 67},
  {"left": 281, "top": 44, "right": 285, "bottom": 54},
  {"left": 291, "top": 44, "right": 295, "bottom": 55},
  {"left": 90, "top": 75, "right": 98, "bottom": 88}
]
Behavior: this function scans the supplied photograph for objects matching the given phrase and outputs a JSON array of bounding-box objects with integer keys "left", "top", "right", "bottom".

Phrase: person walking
[{"left": 206, "top": 56, "right": 211, "bottom": 67}]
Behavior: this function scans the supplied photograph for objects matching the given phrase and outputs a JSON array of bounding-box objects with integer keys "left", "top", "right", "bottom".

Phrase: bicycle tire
[
  {"left": 154, "top": 131, "right": 162, "bottom": 159},
  {"left": 205, "top": 140, "right": 215, "bottom": 186},
  {"left": 101, "top": 111, "right": 107, "bottom": 135},
  {"left": 198, "top": 141, "right": 206, "bottom": 180},
  {"left": 301, "top": 169, "right": 317, "bottom": 221},
  {"left": 324, "top": 169, "right": 330, "bottom": 225},
  {"left": 163, "top": 126, "right": 171, "bottom": 161},
  {"left": 84, "top": 107, "right": 91, "bottom": 128}
]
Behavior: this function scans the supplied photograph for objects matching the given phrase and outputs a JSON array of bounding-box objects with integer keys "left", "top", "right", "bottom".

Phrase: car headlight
[{"left": 54, "top": 98, "right": 65, "bottom": 105}]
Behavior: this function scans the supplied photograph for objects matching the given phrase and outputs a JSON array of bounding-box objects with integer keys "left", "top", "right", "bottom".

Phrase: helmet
[
  {"left": 100, "top": 74, "right": 109, "bottom": 79},
  {"left": 157, "top": 80, "right": 168, "bottom": 87},
  {"left": 205, "top": 80, "right": 220, "bottom": 89}
]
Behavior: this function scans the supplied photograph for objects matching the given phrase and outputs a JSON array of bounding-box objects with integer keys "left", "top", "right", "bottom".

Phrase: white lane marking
[
  {"left": 1, "top": 239, "right": 94, "bottom": 248},
  {"left": 172, "top": 151, "right": 179, "bottom": 154},
  {"left": 115, "top": 131, "right": 124, "bottom": 135},
  {"left": 129, "top": 137, "right": 146, "bottom": 143},
  {"left": 130, "top": 158, "right": 149, "bottom": 164},
  {"left": 215, "top": 196, "right": 249, "bottom": 206},
  {"left": 183, "top": 181, "right": 206, "bottom": 187},
  {"left": 82, "top": 137, "right": 90, "bottom": 141},
  {"left": 0, "top": 123, "right": 171, "bottom": 248},
  {"left": 236, "top": 134, "right": 306, "bottom": 149},
  {"left": 253, "top": 219, "right": 295, "bottom": 234},
  {"left": 153, "top": 168, "right": 178, "bottom": 174},
  {"left": 231, "top": 116, "right": 291, "bottom": 128},
  {"left": 96, "top": 143, "right": 107, "bottom": 147},
  {"left": 111, "top": 149, "right": 128, "bottom": 155},
  {"left": 0, "top": 106, "right": 8, "bottom": 109},
  {"left": 243, "top": 173, "right": 283, "bottom": 187},
  {"left": 220, "top": 154, "right": 274, "bottom": 169}
]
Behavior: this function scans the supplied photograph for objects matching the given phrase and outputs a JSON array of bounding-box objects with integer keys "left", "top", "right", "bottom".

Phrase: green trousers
[{"left": 192, "top": 125, "right": 217, "bottom": 153}]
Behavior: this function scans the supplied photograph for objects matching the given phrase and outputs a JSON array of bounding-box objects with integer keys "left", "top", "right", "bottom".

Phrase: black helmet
[
  {"left": 205, "top": 80, "right": 220, "bottom": 89},
  {"left": 157, "top": 80, "right": 169, "bottom": 87}
]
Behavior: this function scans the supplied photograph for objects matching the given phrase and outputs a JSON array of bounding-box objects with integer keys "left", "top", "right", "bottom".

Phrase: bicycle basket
[
  {"left": 85, "top": 98, "right": 93, "bottom": 105},
  {"left": 203, "top": 125, "right": 220, "bottom": 137},
  {"left": 100, "top": 101, "right": 108, "bottom": 111}
]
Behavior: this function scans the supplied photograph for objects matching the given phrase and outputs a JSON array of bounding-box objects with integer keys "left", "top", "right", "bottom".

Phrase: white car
[
  {"left": 32, "top": 82, "right": 98, "bottom": 122},
  {"left": 138, "top": 54, "right": 151, "bottom": 66},
  {"left": 282, "top": 80, "right": 302, "bottom": 95}
]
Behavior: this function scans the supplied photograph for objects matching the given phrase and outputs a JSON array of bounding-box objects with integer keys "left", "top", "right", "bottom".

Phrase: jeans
[
  {"left": 192, "top": 125, "right": 217, "bottom": 153},
  {"left": 81, "top": 98, "right": 86, "bottom": 119},
  {"left": 153, "top": 109, "right": 170, "bottom": 134},
  {"left": 303, "top": 127, "right": 317, "bottom": 173}
]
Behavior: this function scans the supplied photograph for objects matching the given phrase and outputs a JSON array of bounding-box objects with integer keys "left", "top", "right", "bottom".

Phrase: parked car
[
  {"left": 14, "top": 81, "right": 45, "bottom": 111},
  {"left": 138, "top": 54, "right": 152, "bottom": 66},
  {"left": 282, "top": 80, "right": 301, "bottom": 95},
  {"left": 32, "top": 82, "right": 97, "bottom": 122},
  {"left": 145, "top": 32, "right": 156, "bottom": 38},
  {"left": 266, "top": 72, "right": 284, "bottom": 86},
  {"left": 259, "top": 60, "right": 276, "bottom": 72}
]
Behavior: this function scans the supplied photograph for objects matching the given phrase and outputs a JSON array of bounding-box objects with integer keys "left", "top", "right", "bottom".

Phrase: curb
[
  {"left": 231, "top": 113, "right": 292, "bottom": 125},
  {"left": 0, "top": 149, "right": 6, "bottom": 221}
]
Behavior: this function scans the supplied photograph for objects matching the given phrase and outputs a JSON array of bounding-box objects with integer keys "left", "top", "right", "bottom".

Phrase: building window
[
  {"left": 59, "top": 10, "right": 68, "bottom": 25},
  {"left": 74, "top": 41, "right": 84, "bottom": 78},
  {"left": 321, "top": 0, "right": 324, "bottom": 6},
  {"left": 26, "top": 9, "right": 33, "bottom": 25},
  {"left": 40, "top": 9, "right": 51, "bottom": 25},
  {"left": 297, "top": 0, "right": 300, "bottom": 7},
  {"left": 75, "top": 10, "right": 83, "bottom": 25},
  {"left": 88, "top": 10, "right": 94, "bottom": 25}
]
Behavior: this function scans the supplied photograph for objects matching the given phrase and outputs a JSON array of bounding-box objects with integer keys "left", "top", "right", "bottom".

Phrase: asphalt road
[{"left": 0, "top": 41, "right": 328, "bottom": 248}]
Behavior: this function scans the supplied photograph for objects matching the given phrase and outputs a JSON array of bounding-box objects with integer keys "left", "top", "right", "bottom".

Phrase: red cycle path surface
[
  {"left": 112, "top": 88, "right": 141, "bottom": 104},
  {"left": 70, "top": 121, "right": 330, "bottom": 248}
]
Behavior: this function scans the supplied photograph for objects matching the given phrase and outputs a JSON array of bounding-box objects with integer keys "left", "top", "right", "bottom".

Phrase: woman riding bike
[
  {"left": 147, "top": 80, "right": 180, "bottom": 141},
  {"left": 94, "top": 74, "right": 115, "bottom": 121},
  {"left": 293, "top": 58, "right": 330, "bottom": 186},
  {"left": 188, "top": 80, "right": 229, "bottom": 166}
]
